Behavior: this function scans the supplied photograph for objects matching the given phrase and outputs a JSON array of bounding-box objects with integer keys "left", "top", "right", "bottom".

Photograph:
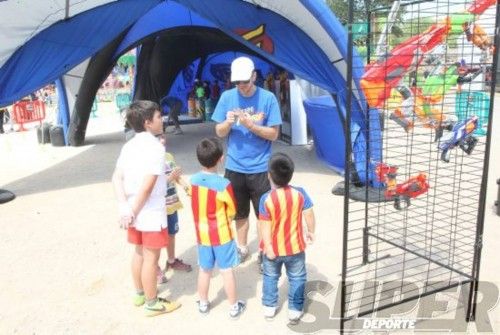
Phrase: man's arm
[
  {"left": 215, "top": 120, "right": 232, "bottom": 138},
  {"left": 246, "top": 123, "right": 280, "bottom": 141}
]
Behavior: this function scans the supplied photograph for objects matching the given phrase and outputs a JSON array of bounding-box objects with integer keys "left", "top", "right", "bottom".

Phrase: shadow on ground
[{"left": 2, "top": 123, "right": 337, "bottom": 197}]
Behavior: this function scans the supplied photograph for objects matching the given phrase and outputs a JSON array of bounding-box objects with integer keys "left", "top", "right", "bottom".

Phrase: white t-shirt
[{"left": 116, "top": 131, "right": 167, "bottom": 232}]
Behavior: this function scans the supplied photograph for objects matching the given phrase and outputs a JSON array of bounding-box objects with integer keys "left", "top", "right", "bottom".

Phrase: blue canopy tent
[{"left": 0, "top": 0, "right": 382, "bottom": 186}]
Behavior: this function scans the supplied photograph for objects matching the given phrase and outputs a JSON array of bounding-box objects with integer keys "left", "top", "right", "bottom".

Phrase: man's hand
[
  {"left": 238, "top": 111, "right": 255, "bottom": 130},
  {"left": 225, "top": 110, "right": 239, "bottom": 125}
]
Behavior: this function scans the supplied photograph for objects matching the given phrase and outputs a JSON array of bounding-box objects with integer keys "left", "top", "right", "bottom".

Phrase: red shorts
[{"left": 127, "top": 227, "right": 168, "bottom": 249}]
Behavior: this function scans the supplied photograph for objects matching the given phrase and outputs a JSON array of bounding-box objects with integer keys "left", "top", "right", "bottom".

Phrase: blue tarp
[
  {"left": 0, "top": 0, "right": 160, "bottom": 106},
  {"left": 0, "top": 0, "right": 382, "bottom": 185}
]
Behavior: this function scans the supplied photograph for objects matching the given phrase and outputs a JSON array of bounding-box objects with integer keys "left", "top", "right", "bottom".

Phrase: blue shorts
[
  {"left": 197, "top": 240, "right": 239, "bottom": 271},
  {"left": 167, "top": 212, "right": 179, "bottom": 235}
]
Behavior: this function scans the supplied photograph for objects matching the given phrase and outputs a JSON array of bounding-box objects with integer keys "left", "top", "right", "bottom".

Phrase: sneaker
[
  {"left": 263, "top": 305, "right": 277, "bottom": 321},
  {"left": 166, "top": 258, "right": 192, "bottom": 272},
  {"left": 156, "top": 266, "right": 168, "bottom": 284},
  {"left": 238, "top": 248, "right": 249, "bottom": 263},
  {"left": 133, "top": 293, "right": 145, "bottom": 307},
  {"left": 144, "top": 297, "right": 181, "bottom": 317},
  {"left": 197, "top": 300, "right": 210, "bottom": 315},
  {"left": 288, "top": 309, "right": 303, "bottom": 325},
  {"left": 229, "top": 300, "right": 246, "bottom": 319},
  {"left": 173, "top": 128, "right": 183, "bottom": 135}
]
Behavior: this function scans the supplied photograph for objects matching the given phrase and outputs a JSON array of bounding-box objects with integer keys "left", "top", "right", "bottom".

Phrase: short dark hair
[
  {"left": 269, "top": 152, "right": 294, "bottom": 187},
  {"left": 196, "top": 137, "right": 223, "bottom": 168},
  {"left": 125, "top": 100, "right": 160, "bottom": 132}
]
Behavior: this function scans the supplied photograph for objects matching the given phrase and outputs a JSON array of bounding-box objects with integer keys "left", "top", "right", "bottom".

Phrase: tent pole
[{"left": 65, "top": 0, "right": 70, "bottom": 20}]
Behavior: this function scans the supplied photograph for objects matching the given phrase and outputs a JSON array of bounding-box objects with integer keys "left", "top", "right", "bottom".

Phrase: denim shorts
[
  {"left": 167, "top": 212, "right": 179, "bottom": 235},
  {"left": 197, "top": 240, "right": 239, "bottom": 270}
]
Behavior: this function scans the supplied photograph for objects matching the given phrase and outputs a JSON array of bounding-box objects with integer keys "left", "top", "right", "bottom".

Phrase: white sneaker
[
  {"left": 263, "top": 305, "right": 277, "bottom": 320},
  {"left": 229, "top": 300, "right": 246, "bottom": 319},
  {"left": 288, "top": 309, "right": 303, "bottom": 324},
  {"left": 197, "top": 300, "right": 210, "bottom": 315}
]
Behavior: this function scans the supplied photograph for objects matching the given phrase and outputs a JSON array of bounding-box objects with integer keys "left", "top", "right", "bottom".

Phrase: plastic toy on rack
[
  {"left": 438, "top": 115, "right": 479, "bottom": 162},
  {"left": 375, "top": 163, "right": 429, "bottom": 210}
]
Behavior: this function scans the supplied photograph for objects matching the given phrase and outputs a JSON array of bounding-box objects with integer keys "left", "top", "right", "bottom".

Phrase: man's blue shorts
[
  {"left": 197, "top": 240, "right": 239, "bottom": 271},
  {"left": 167, "top": 212, "right": 179, "bottom": 235}
]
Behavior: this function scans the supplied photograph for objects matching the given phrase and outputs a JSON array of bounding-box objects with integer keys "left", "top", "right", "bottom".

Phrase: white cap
[{"left": 230, "top": 57, "right": 255, "bottom": 82}]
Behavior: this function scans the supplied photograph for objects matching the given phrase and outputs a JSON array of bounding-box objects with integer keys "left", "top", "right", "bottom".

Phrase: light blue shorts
[{"left": 197, "top": 240, "right": 239, "bottom": 271}]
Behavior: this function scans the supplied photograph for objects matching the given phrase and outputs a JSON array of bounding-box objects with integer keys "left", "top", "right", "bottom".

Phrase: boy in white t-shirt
[{"left": 112, "top": 100, "right": 181, "bottom": 317}]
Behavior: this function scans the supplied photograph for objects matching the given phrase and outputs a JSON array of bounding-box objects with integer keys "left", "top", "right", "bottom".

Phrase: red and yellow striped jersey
[
  {"left": 190, "top": 172, "right": 237, "bottom": 246},
  {"left": 259, "top": 186, "right": 313, "bottom": 256}
]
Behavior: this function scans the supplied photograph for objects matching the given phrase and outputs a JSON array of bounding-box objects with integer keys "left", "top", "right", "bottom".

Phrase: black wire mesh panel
[{"left": 341, "top": 0, "right": 498, "bottom": 330}]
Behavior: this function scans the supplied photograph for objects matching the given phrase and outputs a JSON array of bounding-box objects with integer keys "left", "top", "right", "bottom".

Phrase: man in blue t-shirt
[{"left": 212, "top": 56, "right": 282, "bottom": 264}]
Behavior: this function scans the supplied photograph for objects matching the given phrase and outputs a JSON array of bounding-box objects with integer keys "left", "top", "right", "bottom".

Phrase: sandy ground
[{"left": 0, "top": 100, "right": 499, "bottom": 335}]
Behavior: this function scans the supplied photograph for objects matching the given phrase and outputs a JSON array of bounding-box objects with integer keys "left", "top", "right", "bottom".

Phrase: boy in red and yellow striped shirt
[
  {"left": 190, "top": 137, "right": 246, "bottom": 319},
  {"left": 259, "top": 152, "right": 316, "bottom": 323}
]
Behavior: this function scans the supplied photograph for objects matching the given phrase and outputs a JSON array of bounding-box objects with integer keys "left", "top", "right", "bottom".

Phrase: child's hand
[
  {"left": 306, "top": 232, "right": 315, "bottom": 244},
  {"left": 171, "top": 167, "right": 182, "bottom": 180},
  {"left": 118, "top": 203, "right": 134, "bottom": 229},
  {"left": 118, "top": 214, "right": 134, "bottom": 229},
  {"left": 265, "top": 248, "right": 276, "bottom": 260}
]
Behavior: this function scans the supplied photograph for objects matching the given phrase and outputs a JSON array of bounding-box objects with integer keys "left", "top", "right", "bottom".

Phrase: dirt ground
[{"left": 0, "top": 100, "right": 499, "bottom": 334}]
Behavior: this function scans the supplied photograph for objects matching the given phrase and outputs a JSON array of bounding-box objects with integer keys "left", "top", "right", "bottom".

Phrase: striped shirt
[
  {"left": 190, "top": 172, "right": 236, "bottom": 246},
  {"left": 259, "top": 186, "right": 313, "bottom": 256}
]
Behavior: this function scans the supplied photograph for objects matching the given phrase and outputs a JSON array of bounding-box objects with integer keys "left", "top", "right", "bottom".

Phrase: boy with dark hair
[
  {"left": 190, "top": 137, "right": 246, "bottom": 318},
  {"left": 259, "top": 152, "right": 316, "bottom": 323},
  {"left": 112, "top": 100, "right": 181, "bottom": 317}
]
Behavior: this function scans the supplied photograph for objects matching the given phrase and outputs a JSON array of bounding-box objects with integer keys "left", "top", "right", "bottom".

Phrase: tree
[
  {"left": 327, "top": 0, "right": 406, "bottom": 59},
  {"left": 326, "top": 0, "right": 397, "bottom": 25}
]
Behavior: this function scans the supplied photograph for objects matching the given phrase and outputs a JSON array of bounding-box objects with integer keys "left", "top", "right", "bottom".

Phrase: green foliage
[{"left": 326, "top": 0, "right": 397, "bottom": 25}]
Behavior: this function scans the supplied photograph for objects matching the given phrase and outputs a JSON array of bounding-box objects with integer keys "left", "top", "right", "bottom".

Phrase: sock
[
  {"left": 146, "top": 298, "right": 158, "bottom": 306},
  {"left": 230, "top": 301, "right": 240, "bottom": 310},
  {"left": 167, "top": 258, "right": 175, "bottom": 264},
  {"left": 136, "top": 290, "right": 144, "bottom": 296},
  {"left": 238, "top": 245, "right": 248, "bottom": 254}
]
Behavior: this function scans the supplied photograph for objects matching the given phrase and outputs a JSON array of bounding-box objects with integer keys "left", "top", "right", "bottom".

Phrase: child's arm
[
  {"left": 176, "top": 175, "right": 191, "bottom": 196},
  {"left": 260, "top": 220, "right": 276, "bottom": 259},
  {"left": 303, "top": 208, "right": 316, "bottom": 244},
  {"left": 131, "top": 174, "right": 158, "bottom": 218},
  {"left": 112, "top": 168, "right": 133, "bottom": 229}
]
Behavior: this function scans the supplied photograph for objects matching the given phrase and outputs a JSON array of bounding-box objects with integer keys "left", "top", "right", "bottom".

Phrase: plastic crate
[
  {"left": 455, "top": 91, "right": 489, "bottom": 136},
  {"left": 115, "top": 93, "right": 131, "bottom": 112}
]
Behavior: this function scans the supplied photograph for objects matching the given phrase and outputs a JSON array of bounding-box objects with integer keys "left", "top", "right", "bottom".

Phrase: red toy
[
  {"left": 361, "top": 22, "right": 450, "bottom": 108},
  {"left": 375, "top": 163, "right": 430, "bottom": 210}
]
